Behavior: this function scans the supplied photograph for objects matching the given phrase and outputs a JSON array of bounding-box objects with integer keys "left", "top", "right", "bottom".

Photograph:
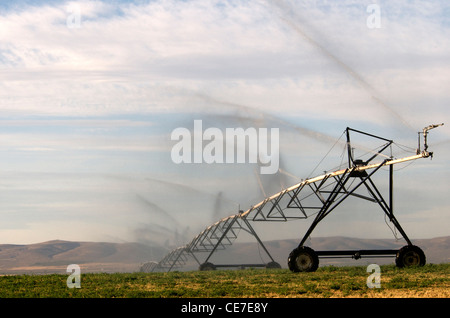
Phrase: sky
[{"left": 0, "top": 0, "right": 449, "bottom": 249}]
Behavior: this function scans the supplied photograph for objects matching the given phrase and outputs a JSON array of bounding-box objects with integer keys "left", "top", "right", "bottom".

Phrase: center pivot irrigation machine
[{"left": 143, "top": 124, "right": 444, "bottom": 273}]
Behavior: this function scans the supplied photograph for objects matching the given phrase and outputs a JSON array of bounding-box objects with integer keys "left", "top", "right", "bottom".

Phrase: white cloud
[
  {"left": 0, "top": 0, "right": 448, "bottom": 245},
  {"left": 1, "top": 0, "right": 448, "bottom": 128}
]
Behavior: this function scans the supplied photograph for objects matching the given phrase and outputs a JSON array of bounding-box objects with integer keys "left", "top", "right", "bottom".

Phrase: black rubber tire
[
  {"left": 395, "top": 245, "right": 426, "bottom": 268},
  {"left": 288, "top": 246, "right": 319, "bottom": 272},
  {"left": 199, "top": 262, "right": 216, "bottom": 271},
  {"left": 265, "top": 261, "right": 282, "bottom": 269}
]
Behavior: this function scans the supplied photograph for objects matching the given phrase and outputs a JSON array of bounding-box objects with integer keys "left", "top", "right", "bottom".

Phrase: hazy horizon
[{"left": 1, "top": 0, "right": 449, "bottom": 247}]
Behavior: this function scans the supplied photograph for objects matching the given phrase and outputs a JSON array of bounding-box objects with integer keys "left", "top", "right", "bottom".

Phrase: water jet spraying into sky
[{"left": 267, "top": 0, "right": 415, "bottom": 132}]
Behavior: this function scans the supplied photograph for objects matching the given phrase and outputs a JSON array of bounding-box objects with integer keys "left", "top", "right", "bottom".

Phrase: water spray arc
[{"left": 143, "top": 124, "right": 443, "bottom": 273}]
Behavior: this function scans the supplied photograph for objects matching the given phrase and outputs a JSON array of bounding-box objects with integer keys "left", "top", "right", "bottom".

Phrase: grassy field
[{"left": 0, "top": 264, "right": 448, "bottom": 298}]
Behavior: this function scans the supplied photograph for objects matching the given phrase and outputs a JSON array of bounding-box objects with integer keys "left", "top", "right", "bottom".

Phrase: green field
[{"left": 0, "top": 264, "right": 448, "bottom": 298}]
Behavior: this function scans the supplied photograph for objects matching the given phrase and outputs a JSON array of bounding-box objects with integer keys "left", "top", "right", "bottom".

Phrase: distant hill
[
  {"left": 0, "top": 236, "right": 448, "bottom": 274},
  {"left": 0, "top": 240, "right": 166, "bottom": 274}
]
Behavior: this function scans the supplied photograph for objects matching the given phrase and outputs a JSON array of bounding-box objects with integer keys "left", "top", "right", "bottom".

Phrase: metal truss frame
[
  {"left": 152, "top": 213, "right": 279, "bottom": 272},
  {"left": 151, "top": 125, "right": 442, "bottom": 272}
]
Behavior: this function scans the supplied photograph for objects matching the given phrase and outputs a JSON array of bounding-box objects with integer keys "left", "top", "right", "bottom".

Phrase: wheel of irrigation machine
[
  {"left": 395, "top": 245, "right": 426, "bottom": 268},
  {"left": 199, "top": 262, "right": 216, "bottom": 271},
  {"left": 288, "top": 246, "right": 319, "bottom": 272}
]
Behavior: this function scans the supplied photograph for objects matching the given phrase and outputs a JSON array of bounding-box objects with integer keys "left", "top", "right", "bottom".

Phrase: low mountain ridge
[
  {"left": 0, "top": 236, "right": 448, "bottom": 274},
  {"left": 0, "top": 240, "right": 165, "bottom": 274}
]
